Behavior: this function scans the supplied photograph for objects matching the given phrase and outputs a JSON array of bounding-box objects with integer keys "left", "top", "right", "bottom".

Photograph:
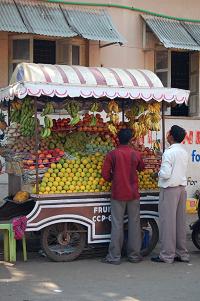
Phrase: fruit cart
[{"left": 0, "top": 63, "right": 189, "bottom": 261}]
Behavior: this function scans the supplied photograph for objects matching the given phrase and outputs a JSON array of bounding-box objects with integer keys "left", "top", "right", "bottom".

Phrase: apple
[
  {"left": 29, "top": 165, "right": 35, "bottom": 170},
  {"left": 39, "top": 164, "right": 45, "bottom": 169},
  {"left": 59, "top": 150, "right": 64, "bottom": 156},
  {"left": 50, "top": 158, "right": 56, "bottom": 162},
  {"left": 43, "top": 159, "right": 49, "bottom": 164}
]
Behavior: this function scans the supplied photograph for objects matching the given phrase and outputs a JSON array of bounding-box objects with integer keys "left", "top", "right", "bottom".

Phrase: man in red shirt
[{"left": 101, "top": 128, "right": 145, "bottom": 265}]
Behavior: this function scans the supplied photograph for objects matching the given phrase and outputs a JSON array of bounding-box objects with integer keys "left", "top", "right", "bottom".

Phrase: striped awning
[{"left": 0, "top": 63, "right": 189, "bottom": 104}]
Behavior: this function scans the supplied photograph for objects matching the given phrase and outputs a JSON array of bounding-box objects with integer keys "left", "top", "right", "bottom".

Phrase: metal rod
[
  {"left": 161, "top": 101, "right": 165, "bottom": 152},
  {"left": 34, "top": 97, "right": 39, "bottom": 195},
  {"left": 99, "top": 42, "right": 119, "bottom": 48},
  {"left": 121, "top": 100, "right": 125, "bottom": 123},
  {"left": 8, "top": 101, "right": 11, "bottom": 126}
]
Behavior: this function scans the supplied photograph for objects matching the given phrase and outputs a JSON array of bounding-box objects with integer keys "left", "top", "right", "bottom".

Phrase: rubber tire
[
  {"left": 192, "top": 227, "right": 200, "bottom": 250},
  {"left": 41, "top": 223, "right": 86, "bottom": 262},
  {"left": 140, "top": 218, "right": 159, "bottom": 257}
]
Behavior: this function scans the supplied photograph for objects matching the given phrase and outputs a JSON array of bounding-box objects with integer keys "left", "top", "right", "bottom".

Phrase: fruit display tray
[{"left": 31, "top": 190, "right": 159, "bottom": 200}]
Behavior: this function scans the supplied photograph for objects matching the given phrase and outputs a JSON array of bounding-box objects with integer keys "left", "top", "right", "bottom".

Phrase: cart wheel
[
  {"left": 140, "top": 218, "right": 159, "bottom": 256},
  {"left": 41, "top": 223, "right": 86, "bottom": 262},
  {"left": 192, "top": 228, "right": 200, "bottom": 250}
]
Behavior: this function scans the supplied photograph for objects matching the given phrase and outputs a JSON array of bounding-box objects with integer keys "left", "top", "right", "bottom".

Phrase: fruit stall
[{"left": 0, "top": 63, "right": 189, "bottom": 261}]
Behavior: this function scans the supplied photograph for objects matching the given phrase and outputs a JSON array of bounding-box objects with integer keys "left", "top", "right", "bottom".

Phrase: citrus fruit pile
[
  {"left": 138, "top": 169, "right": 158, "bottom": 190},
  {"left": 33, "top": 152, "right": 111, "bottom": 194}
]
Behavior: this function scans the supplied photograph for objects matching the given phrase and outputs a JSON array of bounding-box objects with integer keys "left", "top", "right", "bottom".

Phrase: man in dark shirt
[{"left": 101, "top": 128, "right": 145, "bottom": 265}]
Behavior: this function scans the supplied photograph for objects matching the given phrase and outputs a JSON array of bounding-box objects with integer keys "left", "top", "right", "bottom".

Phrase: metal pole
[
  {"left": 121, "top": 100, "right": 125, "bottom": 123},
  {"left": 8, "top": 100, "right": 11, "bottom": 126},
  {"left": 161, "top": 101, "right": 165, "bottom": 152},
  {"left": 34, "top": 97, "right": 39, "bottom": 194}
]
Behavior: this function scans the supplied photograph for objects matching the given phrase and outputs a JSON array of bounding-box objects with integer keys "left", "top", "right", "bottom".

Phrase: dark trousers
[{"left": 106, "top": 199, "right": 141, "bottom": 262}]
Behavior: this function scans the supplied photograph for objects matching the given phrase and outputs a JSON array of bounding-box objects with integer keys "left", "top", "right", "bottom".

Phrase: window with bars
[
  {"left": 33, "top": 40, "right": 56, "bottom": 64},
  {"left": 9, "top": 35, "right": 87, "bottom": 80}
]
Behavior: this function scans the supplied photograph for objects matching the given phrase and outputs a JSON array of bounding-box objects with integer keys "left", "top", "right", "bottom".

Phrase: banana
[
  {"left": 90, "top": 103, "right": 97, "bottom": 112},
  {"left": 48, "top": 117, "right": 53, "bottom": 128},
  {"left": 41, "top": 103, "right": 54, "bottom": 116},
  {"left": 112, "top": 102, "right": 119, "bottom": 113},
  {"left": 44, "top": 116, "right": 53, "bottom": 128},
  {"left": 70, "top": 115, "right": 80, "bottom": 125},
  {"left": 108, "top": 124, "right": 117, "bottom": 135},
  {"left": 108, "top": 101, "right": 114, "bottom": 112},
  {"left": 41, "top": 128, "right": 46, "bottom": 138},
  {"left": 90, "top": 115, "right": 97, "bottom": 126},
  {"left": 111, "top": 113, "right": 119, "bottom": 125},
  {"left": 44, "top": 116, "right": 49, "bottom": 128},
  {"left": 46, "top": 128, "right": 51, "bottom": 137},
  {"left": 65, "top": 103, "right": 73, "bottom": 116}
]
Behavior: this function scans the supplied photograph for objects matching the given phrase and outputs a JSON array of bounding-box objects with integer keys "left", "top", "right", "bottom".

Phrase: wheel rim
[
  {"left": 46, "top": 223, "right": 85, "bottom": 256},
  {"left": 140, "top": 219, "right": 158, "bottom": 255},
  {"left": 192, "top": 228, "right": 200, "bottom": 249}
]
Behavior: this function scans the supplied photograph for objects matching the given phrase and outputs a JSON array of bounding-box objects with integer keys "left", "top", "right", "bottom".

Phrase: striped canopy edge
[{"left": 0, "top": 63, "right": 190, "bottom": 104}]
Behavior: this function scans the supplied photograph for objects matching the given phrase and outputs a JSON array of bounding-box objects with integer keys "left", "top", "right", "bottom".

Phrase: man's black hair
[
  {"left": 118, "top": 128, "right": 133, "bottom": 145},
  {"left": 170, "top": 125, "right": 186, "bottom": 143}
]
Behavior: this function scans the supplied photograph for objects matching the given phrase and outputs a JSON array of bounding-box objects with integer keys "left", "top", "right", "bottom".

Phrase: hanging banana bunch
[
  {"left": 89, "top": 102, "right": 99, "bottom": 126},
  {"left": 153, "top": 140, "right": 161, "bottom": 151},
  {"left": 40, "top": 116, "right": 54, "bottom": 139},
  {"left": 19, "top": 98, "right": 36, "bottom": 137},
  {"left": 147, "top": 102, "right": 161, "bottom": 113},
  {"left": 41, "top": 102, "right": 54, "bottom": 116},
  {"left": 10, "top": 108, "right": 21, "bottom": 123},
  {"left": 10, "top": 99, "right": 23, "bottom": 123},
  {"left": 90, "top": 102, "right": 99, "bottom": 113},
  {"left": 125, "top": 101, "right": 147, "bottom": 128},
  {"left": 130, "top": 122, "right": 148, "bottom": 140},
  {"left": 11, "top": 100, "right": 22, "bottom": 110},
  {"left": 40, "top": 102, "right": 54, "bottom": 139},
  {"left": 148, "top": 109, "right": 161, "bottom": 132},
  {"left": 149, "top": 122, "right": 161, "bottom": 132},
  {"left": 107, "top": 100, "right": 120, "bottom": 125},
  {"left": 108, "top": 124, "right": 118, "bottom": 136},
  {"left": 65, "top": 102, "right": 80, "bottom": 125}
]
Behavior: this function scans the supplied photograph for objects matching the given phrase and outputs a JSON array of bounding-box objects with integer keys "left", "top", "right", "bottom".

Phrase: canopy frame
[{"left": 0, "top": 63, "right": 190, "bottom": 105}]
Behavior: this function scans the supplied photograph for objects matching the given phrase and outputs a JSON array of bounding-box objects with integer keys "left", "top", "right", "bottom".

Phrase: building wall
[
  {"left": 65, "top": 0, "right": 200, "bottom": 20},
  {"left": 0, "top": 32, "right": 8, "bottom": 87},
  {"left": 1, "top": 1, "right": 200, "bottom": 86},
  {"left": 63, "top": 0, "right": 200, "bottom": 69}
]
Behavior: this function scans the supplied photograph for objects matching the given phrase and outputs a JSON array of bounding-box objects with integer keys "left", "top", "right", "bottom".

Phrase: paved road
[
  {"left": 0, "top": 179, "right": 200, "bottom": 301},
  {"left": 0, "top": 220, "right": 200, "bottom": 301},
  {"left": 0, "top": 244, "right": 200, "bottom": 301}
]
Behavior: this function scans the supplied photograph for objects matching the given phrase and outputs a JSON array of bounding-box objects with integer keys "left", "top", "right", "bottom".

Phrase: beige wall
[
  {"left": 66, "top": 0, "right": 200, "bottom": 69},
  {"left": 1, "top": 0, "right": 200, "bottom": 86},
  {"left": 66, "top": 0, "right": 200, "bottom": 20}
]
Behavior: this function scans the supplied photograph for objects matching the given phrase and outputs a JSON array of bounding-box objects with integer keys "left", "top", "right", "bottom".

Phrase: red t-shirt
[{"left": 102, "top": 145, "right": 144, "bottom": 201}]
